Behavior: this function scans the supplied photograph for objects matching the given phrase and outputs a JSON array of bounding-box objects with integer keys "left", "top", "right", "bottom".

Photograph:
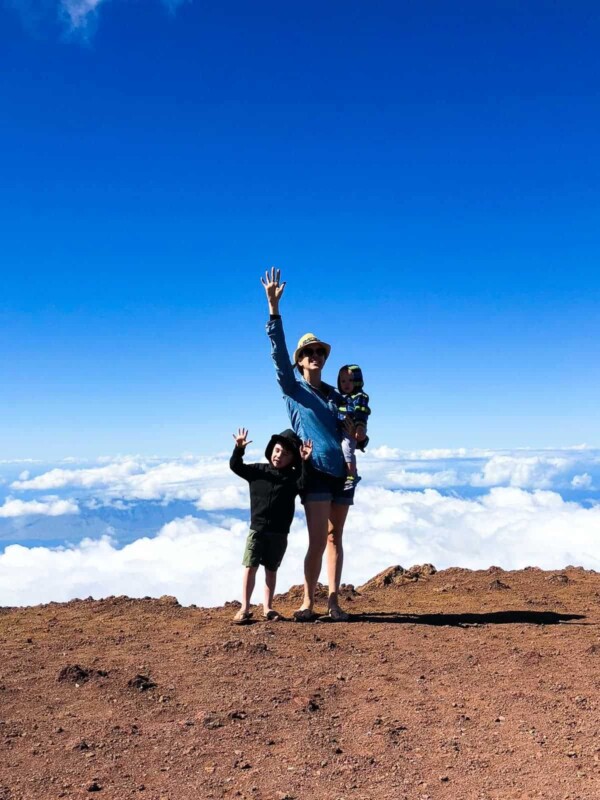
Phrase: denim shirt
[{"left": 266, "top": 317, "right": 345, "bottom": 478}]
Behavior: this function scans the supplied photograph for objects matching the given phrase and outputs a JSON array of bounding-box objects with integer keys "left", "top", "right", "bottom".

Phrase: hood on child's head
[
  {"left": 265, "top": 429, "right": 301, "bottom": 468},
  {"left": 337, "top": 364, "right": 364, "bottom": 393}
]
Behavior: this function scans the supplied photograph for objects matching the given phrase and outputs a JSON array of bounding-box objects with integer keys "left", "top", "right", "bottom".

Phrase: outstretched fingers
[
  {"left": 260, "top": 266, "right": 284, "bottom": 288},
  {"left": 232, "top": 428, "right": 252, "bottom": 447}
]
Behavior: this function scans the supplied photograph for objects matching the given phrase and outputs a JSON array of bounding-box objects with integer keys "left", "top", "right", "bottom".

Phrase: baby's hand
[
  {"left": 300, "top": 440, "right": 313, "bottom": 461},
  {"left": 343, "top": 417, "right": 356, "bottom": 437},
  {"left": 355, "top": 425, "right": 367, "bottom": 442},
  {"left": 232, "top": 428, "right": 253, "bottom": 449}
]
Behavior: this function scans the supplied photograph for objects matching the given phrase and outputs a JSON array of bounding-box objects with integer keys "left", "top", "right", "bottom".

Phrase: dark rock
[
  {"left": 57, "top": 665, "right": 90, "bottom": 684},
  {"left": 203, "top": 713, "right": 223, "bottom": 730},
  {"left": 489, "top": 579, "right": 510, "bottom": 591},
  {"left": 547, "top": 573, "right": 570, "bottom": 584},
  {"left": 127, "top": 675, "right": 156, "bottom": 692},
  {"left": 157, "top": 595, "right": 180, "bottom": 607}
]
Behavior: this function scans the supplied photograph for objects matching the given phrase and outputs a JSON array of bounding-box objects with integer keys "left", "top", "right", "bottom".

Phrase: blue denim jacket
[{"left": 266, "top": 317, "right": 345, "bottom": 477}]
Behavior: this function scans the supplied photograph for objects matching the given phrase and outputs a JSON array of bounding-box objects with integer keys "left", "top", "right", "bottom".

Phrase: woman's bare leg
[
  {"left": 327, "top": 503, "right": 350, "bottom": 614},
  {"left": 300, "top": 501, "right": 331, "bottom": 611}
]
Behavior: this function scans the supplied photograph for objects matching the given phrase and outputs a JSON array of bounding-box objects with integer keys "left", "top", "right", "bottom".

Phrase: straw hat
[{"left": 293, "top": 332, "right": 331, "bottom": 365}]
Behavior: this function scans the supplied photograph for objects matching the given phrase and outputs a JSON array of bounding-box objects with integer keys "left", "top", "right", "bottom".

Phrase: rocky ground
[{"left": 2, "top": 564, "right": 600, "bottom": 800}]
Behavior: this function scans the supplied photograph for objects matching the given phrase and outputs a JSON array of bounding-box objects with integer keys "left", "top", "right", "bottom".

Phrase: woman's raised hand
[
  {"left": 260, "top": 267, "right": 286, "bottom": 314},
  {"left": 232, "top": 428, "right": 252, "bottom": 449}
]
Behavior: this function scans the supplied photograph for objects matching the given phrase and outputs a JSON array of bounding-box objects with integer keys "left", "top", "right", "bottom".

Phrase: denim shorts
[{"left": 301, "top": 468, "right": 355, "bottom": 506}]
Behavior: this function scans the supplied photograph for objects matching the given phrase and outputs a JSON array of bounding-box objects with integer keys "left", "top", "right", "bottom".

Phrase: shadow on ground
[{"left": 342, "top": 610, "right": 587, "bottom": 626}]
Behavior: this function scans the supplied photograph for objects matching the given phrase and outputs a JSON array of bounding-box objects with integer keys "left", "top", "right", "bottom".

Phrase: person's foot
[
  {"left": 232, "top": 609, "right": 253, "bottom": 625},
  {"left": 264, "top": 609, "right": 283, "bottom": 621},
  {"left": 328, "top": 605, "right": 350, "bottom": 622},
  {"left": 293, "top": 607, "right": 316, "bottom": 622},
  {"left": 344, "top": 474, "right": 361, "bottom": 492}
]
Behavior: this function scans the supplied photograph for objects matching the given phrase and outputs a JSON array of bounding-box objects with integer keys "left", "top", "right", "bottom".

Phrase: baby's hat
[{"left": 338, "top": 364, "right": 364, "bottom": 392}]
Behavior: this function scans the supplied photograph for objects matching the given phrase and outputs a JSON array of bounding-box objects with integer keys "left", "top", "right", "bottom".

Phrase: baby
[
  {"left": 229, "top": 427, "right": 312, "bottom": 623},
  {"left": 337, "top": 364, "right": 371, "bottom": 489}
]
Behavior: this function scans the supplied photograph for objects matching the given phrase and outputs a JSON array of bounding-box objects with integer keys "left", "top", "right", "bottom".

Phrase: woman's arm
[{"left": 262, "top": 268, "right": 297, "bottom": 396}]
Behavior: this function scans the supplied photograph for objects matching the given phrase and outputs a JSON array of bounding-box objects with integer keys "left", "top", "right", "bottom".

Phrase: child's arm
[
  {"left": 353, "top": 392, "right": 371, "bottom": 442},
  {"left": 262, "top": 268, "right": 298, "bottom": 396},
  {"left": 229, "top": 428, "right": 255, "bottom": 480},
  {"left": 299, "top": 439, "right": 313, "bottom": 462},
  {"left": 297, "top": 439, "right": 313, "bottom": 491}
]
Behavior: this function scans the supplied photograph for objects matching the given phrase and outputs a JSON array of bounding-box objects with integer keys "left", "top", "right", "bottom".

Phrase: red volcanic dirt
[{"left": 2, "top": 565, "right": 600, "bottom": 799}]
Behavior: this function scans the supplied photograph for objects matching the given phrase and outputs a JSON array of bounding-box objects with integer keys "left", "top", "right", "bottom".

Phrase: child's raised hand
[
  {"left": 299, "top": 439, "right": 313, "bottom": 461},
  {"left": 232, "top": 428, "right": 252, "bottom": 449},
  {"left": 260, "top": 266, "right": 286, "bottom": 313}
]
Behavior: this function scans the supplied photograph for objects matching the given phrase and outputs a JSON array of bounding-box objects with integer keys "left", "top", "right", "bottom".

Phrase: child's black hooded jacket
[{"left": 229, "top": 431, "right": 308, "bottom": 534}]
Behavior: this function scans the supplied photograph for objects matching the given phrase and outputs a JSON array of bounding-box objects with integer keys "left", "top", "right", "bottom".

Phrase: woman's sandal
[
  {"left": 293, "top": 608, "right": 316, "bottom": 623},
  {"left": 328, "top": 606, "right": 350, "bottom": 622},
  {"left": 232, "top": 609, "right": 253, "bottom": 625},
  {"left": 263, "top": 610, "right": 283, "bottom": 622}
]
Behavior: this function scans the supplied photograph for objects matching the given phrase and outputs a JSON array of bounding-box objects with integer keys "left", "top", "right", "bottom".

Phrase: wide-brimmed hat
[
  {"left": 265, "top": 429, "right": 301, "bottom": 467},
  {"left": 293, "top": 333, "right": 331, "bottom": 365}
]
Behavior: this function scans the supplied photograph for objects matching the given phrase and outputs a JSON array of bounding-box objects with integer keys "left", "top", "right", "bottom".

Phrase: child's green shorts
[{"left": 242, "top": 529, "right": 288, "bottom": 572}]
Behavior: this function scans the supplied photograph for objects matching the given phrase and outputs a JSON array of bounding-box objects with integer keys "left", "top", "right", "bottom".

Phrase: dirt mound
[
  {"left": 57, "top": 664, "right": 108, "bottom": 684},
  {"left": 2, "top": 565, "right": 600, "bottom": 799},
  {"left": 358, "top": 562, "right": 437, "bottom": 591}
]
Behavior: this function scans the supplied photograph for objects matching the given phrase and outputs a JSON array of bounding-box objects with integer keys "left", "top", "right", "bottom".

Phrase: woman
[{"left": 261, "top": 267, "right": 355, "bottom": 621}]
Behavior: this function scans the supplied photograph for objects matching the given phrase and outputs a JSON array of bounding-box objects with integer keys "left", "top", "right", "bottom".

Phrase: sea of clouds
[{"left": 1, "top": 445, "right": 599, "bottom": 607}]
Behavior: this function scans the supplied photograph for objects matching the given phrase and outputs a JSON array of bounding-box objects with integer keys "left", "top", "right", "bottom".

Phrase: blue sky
[{"left": 1, "top": 0, "right": 600, "bottom": 459}]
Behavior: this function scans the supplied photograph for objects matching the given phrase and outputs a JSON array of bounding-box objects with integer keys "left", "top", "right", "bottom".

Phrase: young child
[
  {"left": 229, "top": 427, "right": 312, "bottom": 624},
  {"left": 337, "top": 364, "right": 371, "bottom": 489}
]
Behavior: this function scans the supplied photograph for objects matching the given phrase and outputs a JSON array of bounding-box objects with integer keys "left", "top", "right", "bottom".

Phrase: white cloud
[
  {"left": 10, "top": 447, "right": 600, "bottom": 508},
  {"left": 11, "top": 456, "right": 247, "bottom": 505},
  {"left": 12, "top": 460, "right": 145, "bottom": 491},
  {"left": 386, "top": 468, "right": 460, "bottom": 488},
  {"left": 342, "top": 485, "right": 600, "bottom": 583},
  {"left": 369, "top": 445, "right": 402, "bottom": 460},
  {"left": 0, "top": 497, "right": 79, "bottom": 518},
  {"left": 0, "top": 517, "right": 252, "bottom": 606},
  {"left": 7, "top": 0, "right": 189, "bottom": 36},
  {"left": 60, "top": 0, "right": 103, "bottom": 30},
  {"left": 2, "top": 485, "right": 600, "bottom": 607},
  {"left": 194, "top": 484, "right": 249, "bottom": 511},
  {"left": 572, "top": 473, "right": 593, "bottom": 489},
  {"left": 367, "top": 446, "right": 491, "bottom": 461},
  {"left": 470, "top": 455, "right": 571, "bottom": 489}
]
